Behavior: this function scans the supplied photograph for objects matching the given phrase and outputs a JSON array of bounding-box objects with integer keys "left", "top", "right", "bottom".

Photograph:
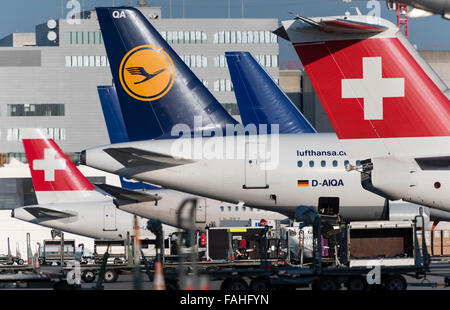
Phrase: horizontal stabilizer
[
  {"left": 318, "top": 18, "right": 388, "bottom": 33},
  {"left": 95, "top": 183, "right": 162, "bottom": 204},
  {"left": 103, "top": 147, "right": 194, "bottom": 169},
  {"left": 23, "top": 207, "right": 74, "bottom": 220},
  {"left": 279, "top": 14, "right": 388, "bottom": 37}
]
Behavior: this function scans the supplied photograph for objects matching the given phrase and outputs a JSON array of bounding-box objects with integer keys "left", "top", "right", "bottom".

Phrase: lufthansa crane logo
[{"left": 119, "top": 45, "right": 175, "bottom": 101}]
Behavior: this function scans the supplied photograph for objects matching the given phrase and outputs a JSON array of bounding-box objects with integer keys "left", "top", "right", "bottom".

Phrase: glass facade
[
  {"left": 65, "top": 31, "right": 103, "bottom": 45},
  {"left": 213, "top": 79, "right": 233, "bottom": 92},
  {"left": 7, "top": 128, "right": 66, "bottom": 141},
  {"left": 8, "top": 104, "right": 65, "bottom": 117},
  {"left": 160, "top": 31, "right": 207, "bottom": 44},
  {"left": 213, "top": 31, "right": 277, "bottom": 44},
  {"left": 65, "top": 55, "right": 109, "bottom": 67},
  {"left": 214, "top": 54, "right": 277, "bottom": 68},
  {"left": 182, "top": 55, "right": 207, "bottom": 68}
]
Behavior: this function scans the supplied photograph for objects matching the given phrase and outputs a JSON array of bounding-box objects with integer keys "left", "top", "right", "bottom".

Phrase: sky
[{"left": 0, "top": 0, "right": 448, "bottom": 64}]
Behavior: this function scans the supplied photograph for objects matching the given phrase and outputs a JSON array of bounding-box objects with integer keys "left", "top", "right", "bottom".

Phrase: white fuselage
[
  {"left": 117, "top": 189, "right": 287, "bottom": 231},
  {"left": 368, "top": 155, "right": 450, "bottom": 213},
  {"left": 12, "top": 192, "right": 288, "bottom": 237},
  {"left": 11, "top": 200, "right": 161, "bottom": 241},
  {"left": 84, "top": 133, "right": 390, "bottom": 220}
]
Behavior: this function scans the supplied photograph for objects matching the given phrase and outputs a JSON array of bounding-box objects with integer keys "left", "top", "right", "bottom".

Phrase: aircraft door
[
  {"left": 103, "top": 204, "right": 117, "bottom": 231},
  {"left": 195, "top": 199, "right": 207, "bottom": 223},
  {"left": 244, "top": 142, "right": 268, "bottom": 189}
]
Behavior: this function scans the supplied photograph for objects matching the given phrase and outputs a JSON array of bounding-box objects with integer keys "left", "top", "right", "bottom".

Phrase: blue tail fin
[
  {"left": 97, "top": 85, "right": 129, "bottom": 144},
  {"left": 97, "top": 85, "right": 160, "bottom": 190},
  {"left": 96, "top": 7, "right": 238, "bottom": 141},
  {"left": 226, "top": 51, "right": 316, "bottom": 134}
]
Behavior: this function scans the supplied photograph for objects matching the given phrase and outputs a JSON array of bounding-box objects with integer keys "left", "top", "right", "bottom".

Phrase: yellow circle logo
[{"left": 119, "top": 45, "right": 175, "bottom": 101}]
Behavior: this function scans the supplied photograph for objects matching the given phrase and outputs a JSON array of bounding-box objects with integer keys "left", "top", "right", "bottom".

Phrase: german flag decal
[{"left": 297, "top": 180, "right": 309, "bottom": 187}]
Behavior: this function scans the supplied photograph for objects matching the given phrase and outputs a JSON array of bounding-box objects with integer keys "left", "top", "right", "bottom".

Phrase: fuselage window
[
  {"left": 344, "top": 160, "right": 349, "bottom": 167},
  {"left": 228, "top": 206, "right": 232, "bottom": 211},
  {"left": 297, "top": 160, "right": 303, "bottom": 168},
  {"left": 321, "top": 160, "right": 326, "bottom": 167},
  {"left": 220, "top": 206, "right": 224, "bottom": 212},
  {"left": 332, "top": 160, "right": 338, "bottom": 167},
  {"left": 309, "top": 160, "right": 314, "bottom": 168},
  {"left": 235, "top": 206, "right": 239, "bottom": 212}
]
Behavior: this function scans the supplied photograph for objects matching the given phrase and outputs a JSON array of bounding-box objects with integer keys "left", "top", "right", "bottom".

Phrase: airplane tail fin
[
  {"left": 279, "top": 15, "right": 450, "bottom": 158},
  {"left": 96, "top": 7, "right": 238, "bottom": 141},
  {"left": 225, "top": 51, "right": 316, "bottom": 134},
  {"left": 21, "top": 128, "right": 108, "bottom": 204},
  {"left": 97, "top": 85, "right": 130, "bottom": 144},
  {"left": 97, "top": 85, "right": 162, "bottom": 191}
]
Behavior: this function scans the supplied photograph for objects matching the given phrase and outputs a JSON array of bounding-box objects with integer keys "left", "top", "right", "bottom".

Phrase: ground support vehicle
[{"left": 149, "top": 210, "right": 441, "bottom": 290}]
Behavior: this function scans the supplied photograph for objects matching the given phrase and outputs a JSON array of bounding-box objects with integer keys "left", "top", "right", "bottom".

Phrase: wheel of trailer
[
  {"left": 17, "top": 259, "right": 24, "bottom": 265},
  {"left": 103, "top": 270, "right": 118, "bottom": 283},
  {"left": 221, "top": 278, "right": 249, "bottom": 290},
  {"left": 384, "top": 274, "right": 407, "bottom": 291},
  {"left": 81, "top": 270, "right": 96, "bottom": 283},
  {"left": 347, "top": 276, "right": 368, "bottom": 291},
  {"left": 250, "top": 277, "right": 271, "bottom": 290},
  {"left": 312, "top": 277, "right": 339, "bottom": 291}
]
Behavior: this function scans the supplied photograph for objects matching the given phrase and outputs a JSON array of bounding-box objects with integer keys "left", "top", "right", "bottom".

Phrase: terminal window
[
  {"left": 7, "top": 104, "right": 65, "bottom": 117},
  {"left": 214, "top": 79, "right": 233, "bottom": 92},
  {"left": 182, "top": 55, "right": 207, "bottom": 68},
  {"left": 160, "top": 31, "right": 207, "bottom": 44},
  {"left": 213, "top": 55, "right": 228, "bottom": 68},
  {"left": 213, "top": 54, "right": 277, "bottom": 68},
  {"left": 65, "top": 55, "right": 109, "bottom": 67},
  {"left": 213, "top": 31, "right": 277, "bottom": 44},
  {"left": 7, "top": 128, "right": 66, "bottom": 141},
  {"left": 65, "top": 31, "right": 103, "bottom": 45}
]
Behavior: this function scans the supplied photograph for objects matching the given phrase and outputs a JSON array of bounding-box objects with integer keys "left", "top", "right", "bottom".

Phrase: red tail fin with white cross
[
  {"left": 280, "top": 15, "right": 450, "bottom": 158},
  {"left": 21, "top": 128, "right": 107, "bottom": 204}
]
